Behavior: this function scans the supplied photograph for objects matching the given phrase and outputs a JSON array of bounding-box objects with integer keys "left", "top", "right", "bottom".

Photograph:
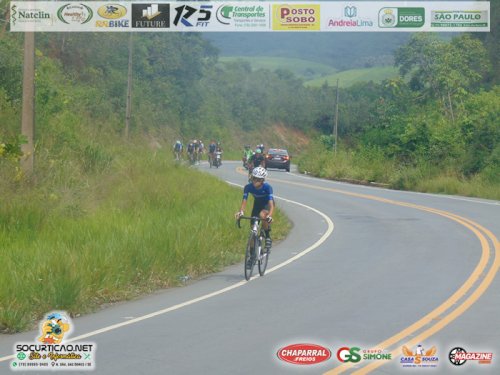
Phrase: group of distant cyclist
[{"left": 173, "top": 139, "right": 223, "bottom": 167}]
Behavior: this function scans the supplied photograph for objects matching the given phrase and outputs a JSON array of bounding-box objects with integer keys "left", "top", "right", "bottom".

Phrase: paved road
[{"left": 1, "top": 161, "right": 498, "bottom": 374}]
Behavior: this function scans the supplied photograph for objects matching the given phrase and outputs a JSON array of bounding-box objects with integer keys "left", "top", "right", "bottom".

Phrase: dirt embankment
[{"left": 267, "top": 123, "right": 310, "bottom": 154}]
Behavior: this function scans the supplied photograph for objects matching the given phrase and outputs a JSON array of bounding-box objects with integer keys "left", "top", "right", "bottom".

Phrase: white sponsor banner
[
  {"left": 9, "top": 2, "right": 490, "bottom": 32},
  {"left": 321, "top": 2, "right": 490, "bottom": 32},
  {"left": 9, "top": 2, "right": 272, "bottom": 32}
]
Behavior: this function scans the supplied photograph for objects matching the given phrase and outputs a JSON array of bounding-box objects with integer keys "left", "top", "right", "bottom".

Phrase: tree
[{"left": 394, "top": 34, "right": 490, "bottom": 119}]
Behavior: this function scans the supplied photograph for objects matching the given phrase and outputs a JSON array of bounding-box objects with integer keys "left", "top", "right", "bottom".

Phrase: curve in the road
[{"left": 258, "top": 172, "right": 498, "bottom": 375}]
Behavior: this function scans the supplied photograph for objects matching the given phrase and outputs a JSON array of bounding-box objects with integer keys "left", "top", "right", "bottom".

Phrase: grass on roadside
[
  {"left": 0, "top": 143, "right": 289, "bottom": 332},
  {"left": 297, "top": 145, "right": 500, "bottom": 200}
]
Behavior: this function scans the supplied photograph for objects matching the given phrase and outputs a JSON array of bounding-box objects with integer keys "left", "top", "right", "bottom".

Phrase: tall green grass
[
  {"left": 297, "top": 143, "right": 500, "bottom": 200},
  {"left": 299, "top": 145, "right": 396, "bottom": 183},
  {"left": 0, "top": 140, "right": 289, "bottom": 332}
]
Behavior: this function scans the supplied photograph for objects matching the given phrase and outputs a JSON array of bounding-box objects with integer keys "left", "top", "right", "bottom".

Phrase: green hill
[
  {"left": 305, "top": 66, "right": 399, "bottom": 88},
  {"left": 219, "top": 56, "right": 398, "bottom": 88},
  {"left": 219, "top": 56, "right": 337, "bottom": 80},
  {"left": 205, "top": 33, "right": 410, "bottom": 70}
]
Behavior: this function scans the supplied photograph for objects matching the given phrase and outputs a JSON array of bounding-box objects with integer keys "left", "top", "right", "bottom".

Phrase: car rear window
[{"left": 269, "top": 150, "right": 288, "bottom": 156}]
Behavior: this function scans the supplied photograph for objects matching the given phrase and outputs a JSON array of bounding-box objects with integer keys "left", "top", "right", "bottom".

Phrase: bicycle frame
[{"left": 237, "top": 216, "right": 269, "bottom": 280}]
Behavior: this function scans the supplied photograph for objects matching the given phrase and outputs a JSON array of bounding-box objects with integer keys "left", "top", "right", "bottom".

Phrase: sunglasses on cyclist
[{"left": 252, "top": 177, "right": 264, "bottom": 183}]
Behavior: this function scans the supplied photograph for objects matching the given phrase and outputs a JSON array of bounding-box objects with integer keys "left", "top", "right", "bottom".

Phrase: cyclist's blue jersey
[{"left": 243, "top": 182, "right": 274, "bottom": 204}]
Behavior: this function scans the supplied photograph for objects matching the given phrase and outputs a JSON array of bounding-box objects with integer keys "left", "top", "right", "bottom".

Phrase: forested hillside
[
  {"left": 0, "top": 32, "right": 320, "bottom": 159},
  {"left": 299, "top": 30, "right": 499, "bottom": 198}
]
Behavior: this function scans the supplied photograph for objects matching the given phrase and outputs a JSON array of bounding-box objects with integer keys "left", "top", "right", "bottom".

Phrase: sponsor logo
[
  {"left": 277, "top": 343, "right": 331, "bottom": 365},
  {"left": 327, "top": 5, "right": 374, "bottom": 28},
  {"left": 337, "top": 347, "right": 392, "bottom": 363},
  {"left": 57, "top": 3, "right": 93, "bottom": 25},
  {"left": 215, "top": 4, "right": 268, "bottom": 28},
  {"left": 379, "top": 8, "right": 425, "bottom": 28},
  {"left": 10, "top": 312, "right": 96, "bottom": 371},
  {"left": 10, "top": 4, "right": 53, "bottom": 26},
  {"left": 131, "top": 3, "right": 169, "bottom": 28},
  {"left": 345, "top": 5, "right": 356, "bottom": 18},
  {"left": 96, "top": 4, "right": 128, "bottom": 28},
  {"left": 172, "top": 4, "right": 213, "bottom": 28},
  {"left": 431, "top": 11, "right": 488, "bottom": 28},
  {"left": 449, "top": 347, "right": 493, "bottom": 366},
  {"left": 97, "top": 4, "right": 127, "bottom": 20},
  {"left": 273, "top": 4, "right": 320, "bottom": 31},
  {"left": 337, "top": 347, "right": 362, "bottom": 363},
  {"left": 400, "top": 344, "right": 439, "bottom": 368},
  {"left": 216, "top": 5, "right": 233, "bottom": 25}
]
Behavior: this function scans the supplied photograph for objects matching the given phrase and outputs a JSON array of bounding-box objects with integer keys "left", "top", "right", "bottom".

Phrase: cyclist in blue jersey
[{"left": 235, "top": 166, "right": 274, "bottom": 250}]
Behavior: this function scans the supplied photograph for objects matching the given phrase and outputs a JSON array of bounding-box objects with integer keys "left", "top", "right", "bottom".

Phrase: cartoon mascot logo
[{"left": 38, "top": 312, "right": 71, "bottom": 344}]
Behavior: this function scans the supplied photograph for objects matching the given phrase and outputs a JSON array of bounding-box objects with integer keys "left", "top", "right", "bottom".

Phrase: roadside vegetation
[
  {"left": 298, "top": 33, "right": 499, "bottom": 200},
  {"left": 299, "top": 136, "right": 499, "bottom": 200},
  {"left": 1, "top": 31, "right": 296, "bottom": 332},
  {"left": 0, "top": 135, "right": 290, "bottom": 332}
]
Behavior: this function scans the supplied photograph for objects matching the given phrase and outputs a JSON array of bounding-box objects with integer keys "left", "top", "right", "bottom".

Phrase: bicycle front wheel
[
  {"left": 258, "top": 234, "right": 269, "bottom": 276},
  {"left": 244, "top": 233, "right": 257, "bottom": 280}
]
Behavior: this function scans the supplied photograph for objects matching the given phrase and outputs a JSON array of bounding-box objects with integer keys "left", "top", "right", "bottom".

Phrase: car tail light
[{"left": 283, "top": 156, "right": 289, "bottom": 160}]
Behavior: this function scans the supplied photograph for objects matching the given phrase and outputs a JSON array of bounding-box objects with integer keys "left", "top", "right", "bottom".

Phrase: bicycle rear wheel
[
  {"left": 258, "top": 232, "right": 269, "bottom": 276},
  {"left": 244, "top": 233, "right": 257, "bottom": 280}
]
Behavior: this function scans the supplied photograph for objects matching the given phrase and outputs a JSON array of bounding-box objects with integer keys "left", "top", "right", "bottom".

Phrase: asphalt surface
[{"left": 1, "top": 161, "right": 498, "bottom": 374}]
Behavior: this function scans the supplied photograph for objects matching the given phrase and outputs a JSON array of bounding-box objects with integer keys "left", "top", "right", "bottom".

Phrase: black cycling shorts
[{"left": 251, "top": 200, "right": 274, "bottom": 218}]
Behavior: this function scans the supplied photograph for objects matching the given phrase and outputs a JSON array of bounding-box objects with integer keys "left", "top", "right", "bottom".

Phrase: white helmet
[{"left": 251, "top": 166, "right": 268, "bottom": 179}]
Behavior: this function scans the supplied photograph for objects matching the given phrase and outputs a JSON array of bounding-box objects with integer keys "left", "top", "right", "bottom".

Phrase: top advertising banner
[{"left": 9, "top": 2, "right": 490, "bottom": 32}]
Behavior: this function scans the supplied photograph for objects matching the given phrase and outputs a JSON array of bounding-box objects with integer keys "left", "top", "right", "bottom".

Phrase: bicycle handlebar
[{"left": 236, "top": 216, "right": 261, "bottom": 229}]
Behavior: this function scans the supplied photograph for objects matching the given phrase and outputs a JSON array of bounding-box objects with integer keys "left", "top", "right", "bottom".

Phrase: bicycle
[
  {"left": 173, "top": 150, "right": 182, "bottom": 161},
  {"left": 208, "top": 152, "right": 213, "bottom": 168},
  {"left": 237, "top": 216, "right": 270, "bottom": 280},
  {"left": 188, "top": 151, "right": 195, "bottom": 165}
]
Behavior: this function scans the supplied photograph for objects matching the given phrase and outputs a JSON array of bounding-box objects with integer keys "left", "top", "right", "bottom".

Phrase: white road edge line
[{"left": 0, "top": 182, "right": 334, "bottom": 362}]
